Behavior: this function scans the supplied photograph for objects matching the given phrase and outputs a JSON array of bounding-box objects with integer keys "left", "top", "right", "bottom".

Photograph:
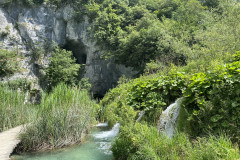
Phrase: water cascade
[
  {"left": 136, "top": 111, "right": 145, "bottom": 122},
  {"left": 157, "top": 98, "right": 183, "bottom": 138},
  {"left": 93, "top": 123, "right": 120, "bottom": 155}
]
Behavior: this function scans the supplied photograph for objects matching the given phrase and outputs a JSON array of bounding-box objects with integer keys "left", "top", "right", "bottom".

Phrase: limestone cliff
[{"left": 0, "top": 2, "right": 136, "bottom": 97}]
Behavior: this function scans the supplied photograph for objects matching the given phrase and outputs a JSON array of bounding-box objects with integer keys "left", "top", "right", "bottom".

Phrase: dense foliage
[
  {"left": 0, "top": 79, "right": 31, "bottom": 92},
  {"left": 102, "top": 51, "right": 240, "bottom": 159},
  {"left": 182, "top": 52, "right": 240, "bottom": 142},
  {"left": 45, "top": 48, "right": 80, "bottom": 89},
  {"left": 88, "top": 0, "right": 240, "bottom": 73},
  {"left": 1, "top": 0, "right": 240, "bottom": 159},
  {"left": 127, "top": 73, "right": 185, "bottom": 111}
]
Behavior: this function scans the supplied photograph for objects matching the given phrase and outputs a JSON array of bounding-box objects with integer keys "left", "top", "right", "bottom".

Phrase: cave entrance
[
  {"left": 62, "top": 39, "right": 87, "bottom": 80},
  {"left": 63, "top": 39, "right": 87, "bottom": 65}
]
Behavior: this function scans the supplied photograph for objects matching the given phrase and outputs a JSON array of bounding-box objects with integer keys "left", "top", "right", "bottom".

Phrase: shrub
[
  {"left": 182, "top": 52, "right": 240, "bottom": 142},
  {"left": 127, "top": 73, "right": 185, "bottom": 111},
  {"left": 79, "top": 78, "right": 91, "bottom": 90},
  {"left": 0, "top": 49, "right": 20, "bottom": 77},
  {"left": 127, "top": 72, "right": 186, "bottom": 123},
  {"left": 45, "top": 47, "right": 80, "bottom": 89},
  {"left": 0, "top": 79, "right": 31, "bottom": 92}
]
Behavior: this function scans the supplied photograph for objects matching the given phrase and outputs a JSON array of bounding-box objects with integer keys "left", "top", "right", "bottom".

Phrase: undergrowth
[{"left": 112, "top": 123, "right": 240, "bottom": 160}]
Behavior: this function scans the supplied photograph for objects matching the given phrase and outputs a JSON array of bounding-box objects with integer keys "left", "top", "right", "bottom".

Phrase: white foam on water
[
  {"left": 93, "top": 123, "right": 120, "bottom": 140},
  {"left": 93, "top": 123, "right": 120, "bottom": 155},
  {"left": 158, "top": 98, "right": 183, "bottom": 138},
  {"left": 95, "top": 122, "right": 108, "bottom": 127},
  {"left": 96, "top": 142, "right": 112, "bottom": 155}
]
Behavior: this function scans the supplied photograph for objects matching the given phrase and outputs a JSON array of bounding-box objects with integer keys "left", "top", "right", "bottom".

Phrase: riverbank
[{"left": 12, "top": 123, "right": 118, "bottom": 160}]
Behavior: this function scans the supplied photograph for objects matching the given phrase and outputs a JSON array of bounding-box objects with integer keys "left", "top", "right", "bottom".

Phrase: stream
[{"left": 12, "top": 123, "right": 119, "bottom": 160}]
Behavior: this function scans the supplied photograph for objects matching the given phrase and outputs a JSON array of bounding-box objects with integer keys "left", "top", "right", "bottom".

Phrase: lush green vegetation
[
  {"left": 88, "top": 0, "right": 240, "bottom": 73},
  {"left": 1, "top": 0, "right": 240, "bottom": 159},
  {"left": 0, "top": 45, "right": 96, "bottom": 152},
  {"left": 0, "top": 85, "right": 32, "bottom": 132},
  {"left": 0, "top": 79, "right": 31, "bottom": 91},
  {"left": 0, "top": 83, "right": 98, "bottom": 151},
  {"left": 45, "top": 47, "right": 80, "bottom": 89},
  {"left": 98, "top": 0, "right": 240, "bottom": 157},
  {"left": 19, "top": 83, "right": 98, "bottom": 151},
  {"left": 113, "top": 123, "right": 240, "bottom": 160},
  {"left": 182, "top": 52, "right": 240, "bottom": 142},
  {"left": 0, "top": 49, "right": 20, "bottom": 77},
  {"left": 101, "top": 51, "right": 240, "bottom": 159}
]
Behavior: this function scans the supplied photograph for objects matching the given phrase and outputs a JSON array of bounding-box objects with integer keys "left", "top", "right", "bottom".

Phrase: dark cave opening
[
  {"left": 63, "top": 39, "right": 87, "bottom": 65},
  {"left": 62, "top": 39, "right": 105, "bottom": 100},
  {"left": 93, "top": 94, "right": 104, "bottom": 100}
]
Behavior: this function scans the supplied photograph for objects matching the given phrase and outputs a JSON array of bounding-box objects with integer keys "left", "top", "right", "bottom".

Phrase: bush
[
  {"left": 0, "top": 49, "right": 20, "bottom": 77},
  {"left": 0, "top": 79, "right": 31, "bottom": 92},
  {"left": 127, "top": 73, "right": 185, "bottom": 111},
  {"left": 45, "top": 47, "right": 80, "bottom": 89},
  {"left": 126, "top": 72, "right": 185, "bottom": 123},
  {"left": 182, "top": 52, "right": 240, "bottom": 142},
  {"left": 79, "top": 78, "right": 91, "bottom": 90}
]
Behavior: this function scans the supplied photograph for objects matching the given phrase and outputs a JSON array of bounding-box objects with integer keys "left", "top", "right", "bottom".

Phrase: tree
[{"left": 45, "top": 48, "right": 80, "bottom": 88}]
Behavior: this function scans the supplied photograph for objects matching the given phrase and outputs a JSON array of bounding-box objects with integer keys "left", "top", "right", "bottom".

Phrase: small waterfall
[
  {"left": 136, "top": 111, "right": 145, "bottom": 122},
  {"left": 93, "top": 123, "right": 120, "bottom": 139},
  {"left": 157, "top": 98, "right": 183, "bottom": 138},
  {"left": 93, "top": 123, "right": 120, "bottom": 155}
]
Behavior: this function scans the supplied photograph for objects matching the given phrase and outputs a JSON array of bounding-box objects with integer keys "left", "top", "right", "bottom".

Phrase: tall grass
[
  {"left": 0, "top": 85, "right": 32, "bottom": 132},
  {"left": 19, "top": 83, "right": 98, "bottom": 151},
  {"left": 112, "top": 123, "right": 240, "bottom": 160}
]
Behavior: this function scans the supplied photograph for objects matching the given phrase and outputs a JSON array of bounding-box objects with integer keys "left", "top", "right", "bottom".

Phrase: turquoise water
[{"left": 12, "top": 123, "right": 119, "bottom": 160}]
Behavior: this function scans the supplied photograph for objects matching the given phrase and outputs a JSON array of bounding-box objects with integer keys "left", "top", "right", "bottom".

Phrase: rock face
[{"left": 0, "top": 3, "right": 136, "bottom": 97}]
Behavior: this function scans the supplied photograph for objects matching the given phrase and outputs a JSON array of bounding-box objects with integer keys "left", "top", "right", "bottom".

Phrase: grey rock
[{"left": 0, "top": 3, "right": 137, "bottom": 97}]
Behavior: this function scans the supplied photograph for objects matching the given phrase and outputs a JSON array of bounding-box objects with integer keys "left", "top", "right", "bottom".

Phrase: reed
[
  {"left": 19, "top": 83, "right": 98, "bottom": 151},
  {"left": 0, "top": 85, "right": 32, "bottom": 132}
]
